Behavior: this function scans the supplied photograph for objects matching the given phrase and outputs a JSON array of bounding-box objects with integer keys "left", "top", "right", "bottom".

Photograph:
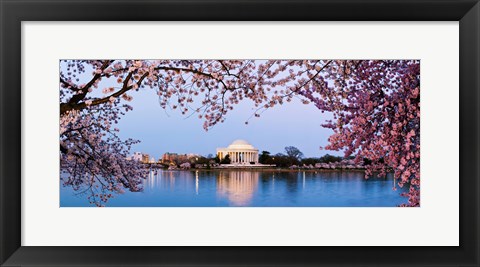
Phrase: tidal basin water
[{"left": 60, "top": 170, "right": 409, "bottom": 207}]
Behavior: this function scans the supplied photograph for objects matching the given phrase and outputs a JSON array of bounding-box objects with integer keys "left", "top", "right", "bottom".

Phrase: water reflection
[
  {"left": 61, "top": 170, "right": 409, "bottom": 207},
  {"left": 147, "top": 170, "right": 195, "bottom": 191},
  {"left": 195, "top": 171, "right": 199, "bottom": 195},
  {"left": 216, "top": 171, "right": 259, "bottom": 206}
]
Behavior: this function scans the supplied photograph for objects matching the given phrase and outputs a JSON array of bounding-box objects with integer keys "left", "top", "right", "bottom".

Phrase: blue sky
[
  {"left": 61, "top": 61, "right": 342, "bottom": 160},
  {"left": 115, "top": 86, "right": 340, "bottom": 159}
]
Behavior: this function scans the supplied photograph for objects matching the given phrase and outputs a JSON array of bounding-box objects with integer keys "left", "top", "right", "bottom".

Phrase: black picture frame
[{"left": 1, "top": 0, "right": 479, "bottom": 266}]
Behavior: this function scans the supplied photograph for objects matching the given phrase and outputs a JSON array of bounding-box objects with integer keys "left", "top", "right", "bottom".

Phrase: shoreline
[{"left": 158, "top": 168, "right": 367, "bottom": 173}]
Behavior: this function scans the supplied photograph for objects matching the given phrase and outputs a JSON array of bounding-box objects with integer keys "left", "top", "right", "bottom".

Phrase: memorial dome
[{"left": 227, "top": 139, "right": 254, "bottom": 150}]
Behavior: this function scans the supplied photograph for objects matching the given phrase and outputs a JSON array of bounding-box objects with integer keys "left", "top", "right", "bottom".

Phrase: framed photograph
[{"left": 1, "top": 0, "right": 479, "bottom": 266}]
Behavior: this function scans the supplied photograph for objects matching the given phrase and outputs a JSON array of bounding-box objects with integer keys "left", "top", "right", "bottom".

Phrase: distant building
[
  {"left": 161, "top": 152, "right": 198, "bottom": 164},
  {"left": 132, "top": 152, "right": 142, "bottom": 161},
  {"left": 216, "top": 139, "right": 259, "bottom": 164},
  {"left": 141, "top": 154, "right": 150, "bottom": 164}
]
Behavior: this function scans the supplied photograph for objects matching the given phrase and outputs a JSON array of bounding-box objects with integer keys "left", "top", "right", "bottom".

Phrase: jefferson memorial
[{"left": 217, "top": 140, "right": 259, "bottom": 164}]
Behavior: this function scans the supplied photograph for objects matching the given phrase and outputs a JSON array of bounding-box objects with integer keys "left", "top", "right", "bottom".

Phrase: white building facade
[
  {"left": 216, "top": 140, "right": 259, "bottom": 164},
  {"left": 132, "top": 152, "right": 143, "bottom": 161}
]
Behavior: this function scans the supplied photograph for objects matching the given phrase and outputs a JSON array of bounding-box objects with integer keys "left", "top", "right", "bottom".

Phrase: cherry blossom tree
[
  {"left": 294, "top": 60, "right": 420, "bottom": 206},
  {"left": 60, "top": 59, "right": 419, "bottom": 206}
]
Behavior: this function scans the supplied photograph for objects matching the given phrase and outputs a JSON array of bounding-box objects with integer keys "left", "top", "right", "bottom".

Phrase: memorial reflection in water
[{"left": 216, "top": 171, "right": 259, "bottom": 206}]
